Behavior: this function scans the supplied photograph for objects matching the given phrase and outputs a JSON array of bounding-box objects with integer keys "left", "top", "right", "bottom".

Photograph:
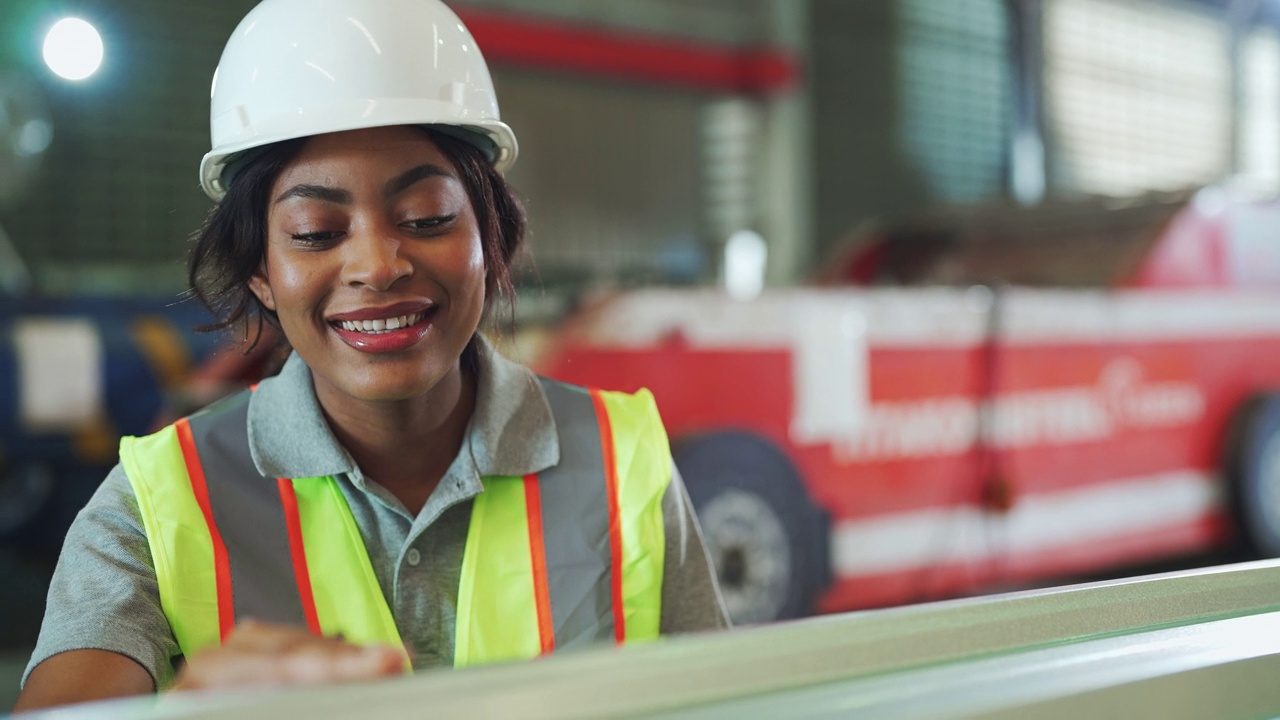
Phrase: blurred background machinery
[
  {"left": 6, "top": 0, "right": 1280, "bottom": 700},
  {"left": 539, "top": 188, "right": 1280, "bottom": 623}
]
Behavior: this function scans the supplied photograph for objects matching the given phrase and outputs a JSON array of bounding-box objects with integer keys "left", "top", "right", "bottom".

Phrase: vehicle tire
[
  {"left": 1226, "top": 394, "right": 1280, "bottom": 557},
  {"left": 673, "top": 431, "right": 828, "bottom": 625}
]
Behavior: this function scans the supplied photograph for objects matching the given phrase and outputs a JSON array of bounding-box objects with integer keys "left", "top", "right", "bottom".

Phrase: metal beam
[
  {"left": 1007, "top": 0, "right": 1047, "bottom": 204},
  {"left": 31, "top": 559, "right": 1280, "bottom": 719},
  {"left": 452, "top": 7, "right": 802, "bottom": 95}
]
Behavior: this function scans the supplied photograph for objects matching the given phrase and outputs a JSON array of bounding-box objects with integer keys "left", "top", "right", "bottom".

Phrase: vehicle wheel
[
  {"left": 673, "top": 431, "right": 828, "bottom": 625},
  {"left": 1226, "top": 394, "right": 1280, "bottom": 557}
]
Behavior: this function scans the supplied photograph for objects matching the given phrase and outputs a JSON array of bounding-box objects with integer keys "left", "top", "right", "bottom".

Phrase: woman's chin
[{"left": 340, "top": 376, "right": 438, "bottom": 404}]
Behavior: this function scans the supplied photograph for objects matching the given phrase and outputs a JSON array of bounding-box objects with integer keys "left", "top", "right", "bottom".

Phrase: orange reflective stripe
[
  {"left": 589, "top": 388, "right": 626, "bottom": 644},
  {"left": 523, "top": 473, "right": 555, "bottom": 655},
  {"left": 277, "top": 478, "right": 322, "bottom": 637},
  {"left": 175, "top": 417, "right": 234, "bottom": 643}
]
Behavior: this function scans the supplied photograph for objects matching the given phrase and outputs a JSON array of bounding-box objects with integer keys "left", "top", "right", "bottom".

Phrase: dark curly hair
[{"left": 187, "top": 127, "right": 527, "bottom": 364}]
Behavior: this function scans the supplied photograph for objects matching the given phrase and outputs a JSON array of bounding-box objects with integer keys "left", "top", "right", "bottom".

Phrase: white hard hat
[{"left": 199, "top": 0, "right": 518, "bottom": 201}]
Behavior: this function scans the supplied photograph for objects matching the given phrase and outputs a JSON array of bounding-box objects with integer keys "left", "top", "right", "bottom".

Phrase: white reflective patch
[
  {"left": 790, "top": 300, "right": 870, "bottom": 445},
  {"left": 830, "top": 470, "right": 1222, "bottom": 577},
  {"left": 15, "top": 318, "right": 104, "bottom": 431},
  {"left": 579, "top": 290, "right": 875, "bottom": 444},
  {"left": 582, "top": 288, "right": 1280, "bottom": 347}
]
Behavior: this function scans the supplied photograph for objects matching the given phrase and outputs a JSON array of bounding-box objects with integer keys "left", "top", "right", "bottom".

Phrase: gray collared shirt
[{"left": 24, "top": 338, "right": 728, "bottom": 689}]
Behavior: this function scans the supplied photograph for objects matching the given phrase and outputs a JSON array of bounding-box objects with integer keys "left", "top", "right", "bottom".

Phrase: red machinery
[{"left": 537, "top": 188, "right": 1280, "bottom": 623}]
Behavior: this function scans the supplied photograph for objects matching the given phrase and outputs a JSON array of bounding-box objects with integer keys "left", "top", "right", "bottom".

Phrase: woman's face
[{"left": 249, "top": 126, "right": 486, "bottom": 407}]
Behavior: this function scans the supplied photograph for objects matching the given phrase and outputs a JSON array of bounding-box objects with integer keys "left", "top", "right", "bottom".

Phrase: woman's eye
[
  {"left": 290, "top": 230, "right": 342, "bottom": 247},
  {"left": 404, "top": 214, "right": 457, "bottom": 233}
]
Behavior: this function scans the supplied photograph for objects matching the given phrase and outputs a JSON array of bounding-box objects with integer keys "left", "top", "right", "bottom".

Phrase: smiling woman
[
  {"left": 258, "top": 131, "right": 487, "bottom": 403},
  {"left": 13, "top": 0, "right": 728, "bottom": 713}
]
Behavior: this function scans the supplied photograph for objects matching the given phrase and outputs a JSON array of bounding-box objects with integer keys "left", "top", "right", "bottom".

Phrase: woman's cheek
[
  {"left": 449, "top": 234, "right": 485, "bottom": 286},
  {"left": 469, "top": 243, "right": 486, "bottom": 279},
  {"left": 273, "top": 255, "right": 320, "bottom": 292}
]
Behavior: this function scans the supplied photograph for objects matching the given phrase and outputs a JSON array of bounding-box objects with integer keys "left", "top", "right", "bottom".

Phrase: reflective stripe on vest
[{"left": 119, "top": 378, "right": 670, "bottom": 668}]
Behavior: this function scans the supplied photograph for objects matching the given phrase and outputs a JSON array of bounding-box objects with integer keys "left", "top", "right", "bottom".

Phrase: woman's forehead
[{"left": 278, "top": 126, "right": 454, "bottom": 183}]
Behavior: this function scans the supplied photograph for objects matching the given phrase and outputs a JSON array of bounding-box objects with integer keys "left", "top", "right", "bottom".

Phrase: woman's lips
[
  {"left": 330, "top": 307, "right": 436, "bottom": 353},
  {"left": 327, "top": 300, "right": 433, "bottom": 323}
]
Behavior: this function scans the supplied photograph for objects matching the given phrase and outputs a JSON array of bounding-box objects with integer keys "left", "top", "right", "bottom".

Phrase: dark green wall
[
  {"left": 0, "top": 0, "right": 258, "bottom": 294},
  {"left": 0, "top": 0, "right": 1016, "bottom": 290},
  {"left": 810, "top": 0, "right": 1011, "bottom": 259},
  {"left": 811, "top": 0, "right": 910, "bottom": 256}
]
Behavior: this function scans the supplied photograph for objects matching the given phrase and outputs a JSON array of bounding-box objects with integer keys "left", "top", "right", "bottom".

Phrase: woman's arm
[
  {"left": 659, "top": 463, "right": 732, "bottom": 633},
  {"left": 19, "top": 465, "right": 179, "bottom": 700},
  {"left": 15, "top": 465, "right": 405, "bottom": 713},
  {"left": 14, "top": 623, "right": 406, "bottom": 712},
  {"left": 14, "top": 650, "right": 154, "bottom": 712}
]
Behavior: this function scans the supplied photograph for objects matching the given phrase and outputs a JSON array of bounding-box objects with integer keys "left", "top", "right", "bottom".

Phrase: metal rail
[{"left": 19, "top": 559, "right": 1280, "bottom": 719}]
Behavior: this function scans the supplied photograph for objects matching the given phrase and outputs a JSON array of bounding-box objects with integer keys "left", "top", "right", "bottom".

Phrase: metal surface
[{"left": 22, "top": 559, "right": 1280, "bottom": 719}]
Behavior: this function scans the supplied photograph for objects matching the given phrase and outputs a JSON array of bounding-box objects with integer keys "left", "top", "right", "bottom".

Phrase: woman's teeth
[{"left": 338, "top": 312, "right": 423, "bottom": 334}]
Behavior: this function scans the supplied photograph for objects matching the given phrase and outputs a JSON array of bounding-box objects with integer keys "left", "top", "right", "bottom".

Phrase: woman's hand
[{"left": 172, "top": 620, "right": 406, "bottom": 691}]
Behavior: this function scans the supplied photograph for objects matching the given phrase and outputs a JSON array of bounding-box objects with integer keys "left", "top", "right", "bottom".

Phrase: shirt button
[{"left": 406, "top": 548, "right": 421, "bottom": 567}]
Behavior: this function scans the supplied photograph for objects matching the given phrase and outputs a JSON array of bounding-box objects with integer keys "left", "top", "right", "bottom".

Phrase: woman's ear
[{"left": 248, "top": 268, "right": 276, "bottom": 312}]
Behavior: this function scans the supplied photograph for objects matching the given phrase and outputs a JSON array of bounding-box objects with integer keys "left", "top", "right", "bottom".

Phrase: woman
[{"left": 15, "top": 0, "right": 727, "bottom": 710}]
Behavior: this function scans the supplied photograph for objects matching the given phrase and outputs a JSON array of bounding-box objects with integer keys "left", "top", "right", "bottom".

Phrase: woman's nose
[{"left": 341, "top": 229, "right": 412, "bottom": 291}]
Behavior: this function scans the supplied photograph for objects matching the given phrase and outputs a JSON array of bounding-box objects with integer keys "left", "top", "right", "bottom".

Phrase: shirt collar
[{"left": 246, "top": 335, "right": 560, "bottom": 481}]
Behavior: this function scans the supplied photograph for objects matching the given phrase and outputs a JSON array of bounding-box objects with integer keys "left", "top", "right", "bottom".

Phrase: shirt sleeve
[
  {"left": 659, "top": 461, "right": 732, "bottom": 633},
  {"left": 22, "top": 464, "right": 179, "bottom": 690}
]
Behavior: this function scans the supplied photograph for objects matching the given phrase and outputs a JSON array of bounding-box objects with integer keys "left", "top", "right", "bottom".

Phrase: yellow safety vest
[{"left": 119, "top": 379, "right": 669, "bottom": 670}]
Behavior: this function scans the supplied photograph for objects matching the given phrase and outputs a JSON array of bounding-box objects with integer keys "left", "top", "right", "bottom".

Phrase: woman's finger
[{"left": 174, "top": 621, "right": 405, "bottom": 691}]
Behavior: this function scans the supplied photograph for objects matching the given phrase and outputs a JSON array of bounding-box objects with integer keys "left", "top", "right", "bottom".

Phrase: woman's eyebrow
[
  {"left": 272, "top": 163, "right": 450, "bottom": 205},
  {"left": 275, "top": 184, "right": 353, "bottom": 205},
  {"left": 384, "top": 163, "right": 451, "bottom": 198}
]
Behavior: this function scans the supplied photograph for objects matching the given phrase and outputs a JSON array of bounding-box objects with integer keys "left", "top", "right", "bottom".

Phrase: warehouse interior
[
  {"left": 8, "top": 0, "right": 1277, "bottom": 295},
  {"left": 4, "top": 0, "right": 1280, "bottom": 714}
]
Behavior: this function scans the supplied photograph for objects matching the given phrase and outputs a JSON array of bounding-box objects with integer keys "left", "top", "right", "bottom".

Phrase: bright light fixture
[
  {"left": 42, "top": 18, "right": 104, "bottom": 81},
  {"left": 723, "top": 230, "right": 768, "bottom": 301}
]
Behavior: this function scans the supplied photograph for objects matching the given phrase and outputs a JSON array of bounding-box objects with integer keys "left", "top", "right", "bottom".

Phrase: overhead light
[
  {"left": 42, "top": 18, "right": 104, "bottom": 81},
  {"left": 723, "top": 230, "right": 768, "bottom": 301}
]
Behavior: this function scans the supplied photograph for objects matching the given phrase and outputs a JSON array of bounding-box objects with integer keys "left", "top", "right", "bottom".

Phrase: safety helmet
[{"left": 199, "top": 0, "right": 518, "bottom": 201}]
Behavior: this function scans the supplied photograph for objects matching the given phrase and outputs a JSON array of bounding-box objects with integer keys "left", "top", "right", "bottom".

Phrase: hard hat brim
[{"left": 199, "top": 97, "right": 517, "bottom": 201}]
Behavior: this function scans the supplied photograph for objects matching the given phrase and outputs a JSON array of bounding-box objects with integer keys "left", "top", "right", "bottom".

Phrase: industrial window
[
  {"left": 494, "top": 69, "right": 707, "bottom": 287},
  {"left": 897, "top": 0, "right": 1011, "bottom": 204},
  {"left": 1238, "top": 26, "right": 1280, "bottom": 194},
  {"left": 1044, "top": 0, "right": 1231, "bottom": 197}
]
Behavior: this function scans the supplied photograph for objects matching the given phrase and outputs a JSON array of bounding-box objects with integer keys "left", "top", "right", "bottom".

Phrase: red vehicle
[{"left": 536, "top": 188, "right": 1280, "bottom": 623}]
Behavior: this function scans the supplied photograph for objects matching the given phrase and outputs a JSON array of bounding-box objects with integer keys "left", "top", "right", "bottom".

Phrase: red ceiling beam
[{"left": 454, "top": 7, "right": 802, "bottom": 96}]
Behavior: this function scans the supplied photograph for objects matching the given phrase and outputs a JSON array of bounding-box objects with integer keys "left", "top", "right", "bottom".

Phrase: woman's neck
[{"left": 315, "top": 366, "right": 477, "bottom": 516}]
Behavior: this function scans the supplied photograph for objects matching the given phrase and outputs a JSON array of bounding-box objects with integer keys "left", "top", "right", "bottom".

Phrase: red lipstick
[{"left": 329, "top": 303, "right": 436, "bottom": 354}]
